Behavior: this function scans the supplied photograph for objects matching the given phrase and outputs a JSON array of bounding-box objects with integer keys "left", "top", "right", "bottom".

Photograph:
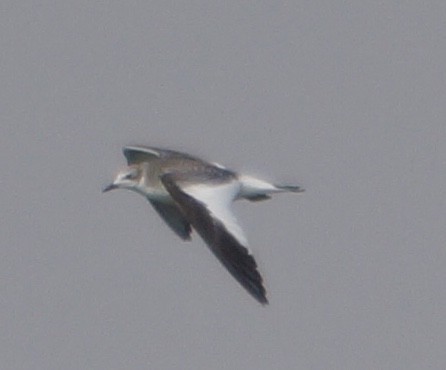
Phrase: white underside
[
  {"left": 134, "top": 180, "right": 171, "bottom": 201},
  {"left": 184, "top": 181, "right": 249, "bottom": 248}
]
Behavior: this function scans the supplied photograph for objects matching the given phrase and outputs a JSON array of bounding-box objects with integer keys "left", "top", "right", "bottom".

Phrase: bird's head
[{"left": 102, "top": 166, "right": 141, "bottom": 193}]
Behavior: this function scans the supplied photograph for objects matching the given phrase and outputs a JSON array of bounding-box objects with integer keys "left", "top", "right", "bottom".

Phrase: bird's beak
[{"left": 102, "top": 183, "right": 117, "bottom": 193}]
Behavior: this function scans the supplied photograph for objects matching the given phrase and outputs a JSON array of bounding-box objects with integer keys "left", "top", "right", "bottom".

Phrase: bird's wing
[
  {"left": 123, "top": 145, "right": 201, "bottom": 165},
  {"left": 147, "top": 198, "right": 192, "bottom": 240},
  {"left": 161, "top": 172, "right": 268, "bottom": 304},
  {"left": 123, "top": 145, "right": 161, "bottom": 165}
]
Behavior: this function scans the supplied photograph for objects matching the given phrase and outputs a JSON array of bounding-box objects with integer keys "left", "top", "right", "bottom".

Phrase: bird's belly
[{"left": 134, "top": 183, "right": 171, "bottom": 201}]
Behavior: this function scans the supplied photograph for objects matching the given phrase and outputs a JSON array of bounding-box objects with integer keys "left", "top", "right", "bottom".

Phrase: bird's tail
[
  {"left": 239, "top": 175, "right": 304, "bottom": 201},
  {"left": 274, "top": 184, "right": 305, "bottom": 193}
]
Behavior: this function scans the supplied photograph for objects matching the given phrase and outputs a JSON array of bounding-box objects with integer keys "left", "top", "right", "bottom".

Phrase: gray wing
[
  {"left": 123, "top": 145, "right": 202, "bottom": 165},
  {"left": 123, "top": 145, "right": 161, "bottom": 165},
  {"left": 160, "top": 172, "right": 268, "bottom": 305},
  {"left": 148, "top": 198, "right": 192, "bottom": 240}
]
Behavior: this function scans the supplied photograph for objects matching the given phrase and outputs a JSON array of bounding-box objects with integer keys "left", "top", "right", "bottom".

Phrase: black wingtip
[
  {"left": 248, "top": 280, "right": 269, "bottom": 305},
  {"left": 258, "top": 295, "right": 269, "bottom": 305}
]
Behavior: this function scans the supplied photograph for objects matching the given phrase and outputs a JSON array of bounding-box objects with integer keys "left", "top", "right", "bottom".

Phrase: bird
[{"left": 103, "top": 145, "right": 304, "bottom": 304}]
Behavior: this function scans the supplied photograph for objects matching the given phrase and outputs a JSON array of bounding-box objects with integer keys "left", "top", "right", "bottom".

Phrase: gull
[{"left": 103, "top": 145, "right": 304, "bottom": 304}]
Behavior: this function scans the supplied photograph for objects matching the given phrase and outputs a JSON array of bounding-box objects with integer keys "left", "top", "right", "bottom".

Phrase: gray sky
[{"left": 1, "top": 1, "right": 445, "bottom": 369}]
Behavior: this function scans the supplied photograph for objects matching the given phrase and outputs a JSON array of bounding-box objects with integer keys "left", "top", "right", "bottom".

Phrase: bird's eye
[{"left": 123, "top": 169, "right": 139, "bottom": 180}]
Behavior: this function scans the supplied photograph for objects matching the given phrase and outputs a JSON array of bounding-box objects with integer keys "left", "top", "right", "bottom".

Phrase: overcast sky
[{"left": 1, "top": 1, "right": 445, "bottom": 369}]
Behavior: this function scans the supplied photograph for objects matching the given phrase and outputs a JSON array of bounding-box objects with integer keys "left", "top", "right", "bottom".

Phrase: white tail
[{"left": 238, "top": 175, "right": 304, "bottom": 200}]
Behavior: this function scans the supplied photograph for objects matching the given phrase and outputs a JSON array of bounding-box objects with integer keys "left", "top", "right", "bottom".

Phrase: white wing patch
[
  {"left": 184, "top": 181, "right": 249, "bottom": 248},
  {"left": 211, "top": 162, "right": 227, "bottom": 170}
]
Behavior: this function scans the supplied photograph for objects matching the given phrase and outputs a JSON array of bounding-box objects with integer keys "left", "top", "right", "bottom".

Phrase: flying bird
[{"left": 103, "top": 146, "right": 304, "bottom": 304}]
